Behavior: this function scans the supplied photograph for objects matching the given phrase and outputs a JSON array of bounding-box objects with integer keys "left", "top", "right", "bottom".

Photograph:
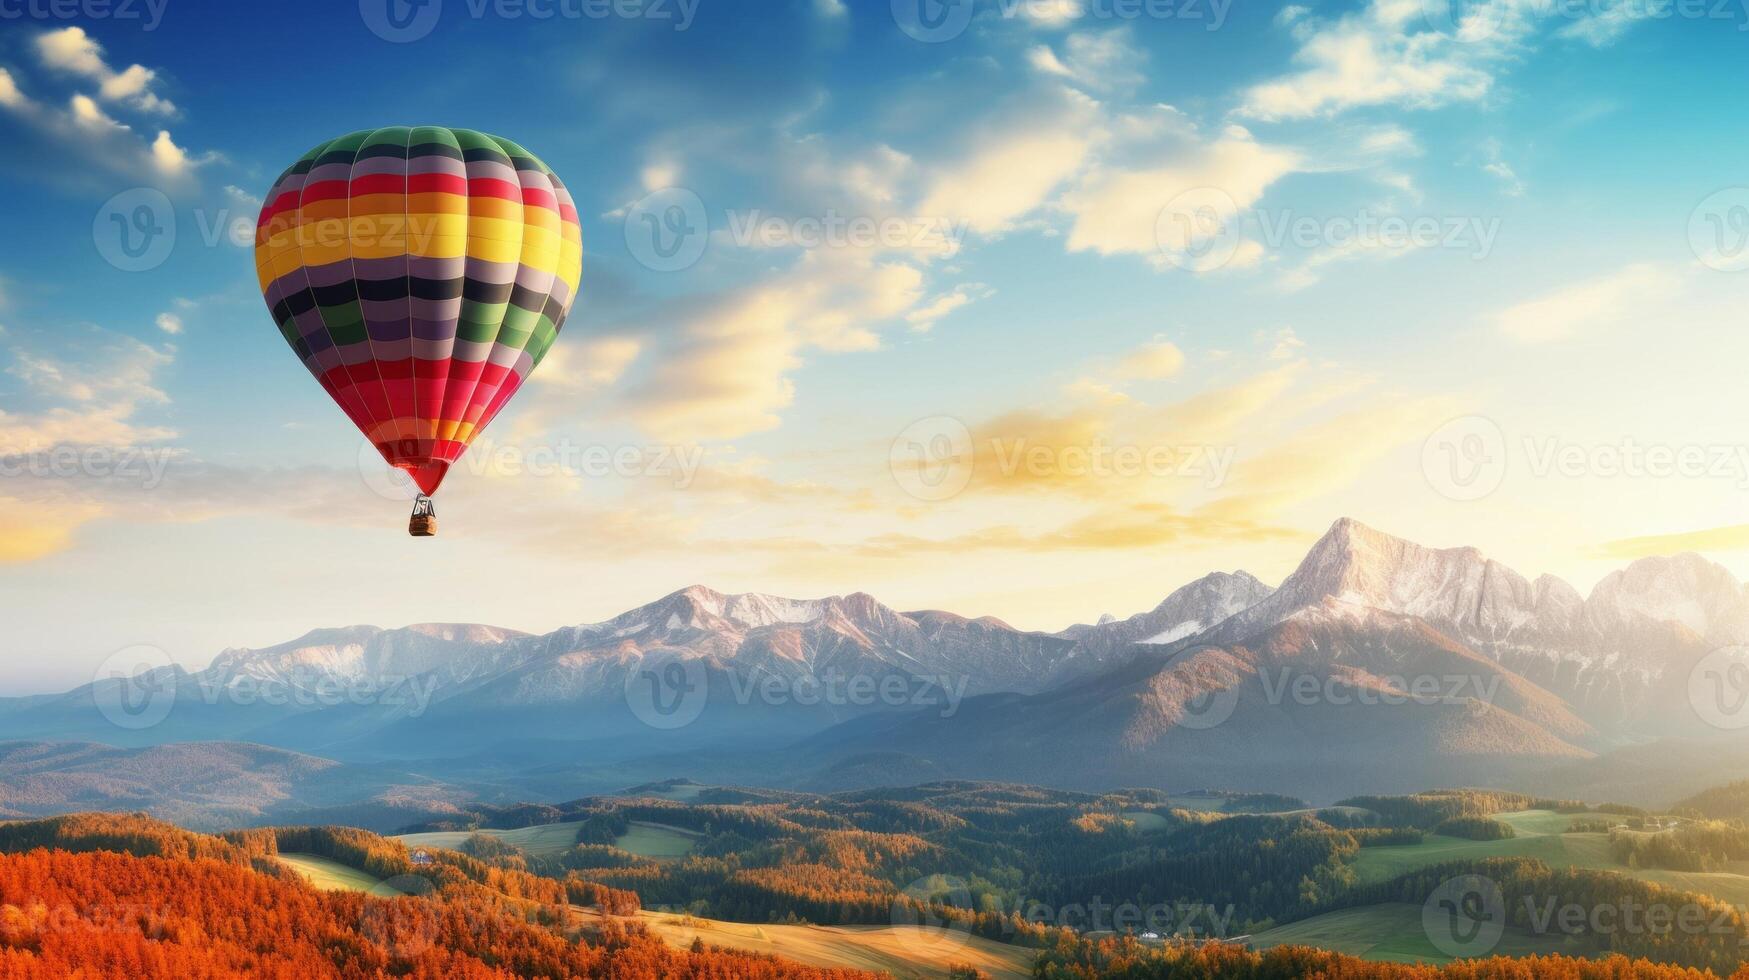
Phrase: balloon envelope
[{"left": 255, "top": 127, "right": 582, "bottom": 495}]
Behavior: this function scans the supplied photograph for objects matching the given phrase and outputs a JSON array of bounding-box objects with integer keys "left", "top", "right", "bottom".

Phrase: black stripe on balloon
[
  {"left": 408, "top": 142, "right": 465, "bottom": 162},
  {"left": 462, "top": 279, "right": 515, "bottom": 304},
  {"left": 310, "top": 281, "right": 358, "bottom": 308},
  {"left": 411, "top": 276, "right": 465, "bottom": 301},
  {"left": 313, "top": 277, "right": 488, "bottom": 304},
  {"left": 354, "top": 277, "right": 414, "bottom": 303},
  {"left": 356, "top": 142, "right": 410, "bottom": 162},
  {"left": 315, "top": 149, "right": 359, "bottom": 169},
  {"left": 540, "top": 294, "right": 567, "bottom": 325},
  {"left": 276, "top": 290, "right": 316, "bottom": 319},
  {"left": 507, "top": 283, "right": 549, "bottom": 312},
  {"left": 461, "top": 147, "right": 513, "bottom": 165}
]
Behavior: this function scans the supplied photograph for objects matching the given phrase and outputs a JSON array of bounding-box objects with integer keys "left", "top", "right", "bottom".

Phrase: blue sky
[{"left": 2, "top": 0, "right": 1748, "bottom": 691}]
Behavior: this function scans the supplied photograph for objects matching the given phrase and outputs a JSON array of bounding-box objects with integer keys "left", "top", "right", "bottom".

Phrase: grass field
[
  {"left": 280, "top": 845, "right": 1034, "bottom": 977},
  {"left": 1120, "top": 810, "right": 1173, "bottom": 832},
  {"left": 1163, "top": 793, "right": 1232, "bottom": 812},
  {"left": 1349, "top": 810, "right": 1749, "bottom": 908},
  {"left": 576, "top": 906, "right": 1036, "bottom": 979},
  {"left": 396, "top": 821, "right": 585, "bottom": 859},
  {"left": 276, "top": 853, "right": 408, "bottom": 895},
  {"left": 1249, "top": 903, "right": 1600, "bottom": 964},
  {"left": 395, "top": 819, "right": 699, "bottom": 861},
  {"left": 614, "top": 820, "right": 701, "bottom": 859}
]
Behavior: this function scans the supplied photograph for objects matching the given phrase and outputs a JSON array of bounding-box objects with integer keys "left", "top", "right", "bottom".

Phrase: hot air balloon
[{"left": 254, "top": 127, "right": 582, "bottom": 536}]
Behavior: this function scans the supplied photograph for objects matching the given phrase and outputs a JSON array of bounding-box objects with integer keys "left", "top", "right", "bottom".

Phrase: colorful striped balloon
[{"left": 254, "top": 127, "right": 582, "bottom": 496}]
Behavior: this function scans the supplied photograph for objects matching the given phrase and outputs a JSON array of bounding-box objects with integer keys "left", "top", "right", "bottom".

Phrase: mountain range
[{"left": 6, "top": 517, "right": 1749, "bottom": 821}]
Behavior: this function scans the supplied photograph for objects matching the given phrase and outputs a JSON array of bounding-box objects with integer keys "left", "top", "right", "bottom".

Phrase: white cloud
[
  {"left": 814, "top": 0, "right": 847, "bottom": 16},
  {"left": 0, "top": 327, "right": 175, "bottom": 453},
  {"left": 641, "top": 160, "right": 679, "bottom": 192},
  {"left": 1019, "top": 0, "right": 1084, "bottom": 26},
  {"left": 1480, "top": 138, "right": 1525, "bottom": 196},
  {"left": 1239, "top": 0, "right": 1662, "bottom": 120},
  {"left": 1062, "top": 129, "right": 1300, "bottom": 263},
  {"left": 1026, "top": 29, "right": 1146, "bottom": 92},
  {"left": 1557, "top": 0, "right": 1666, "bottom": 45},
  {"left": 1116, "top": 339, "right": 1186, "bottom": 380},
  {"left": 69, "top": 93, "right": 121, "bottom": 131},
  {"left": 36, "top": 27, "right": 175, "bottom": 115},
  {"left": 917, "top": 117, "right": 1095, "bottom": 235},
  {"left": 1237, "top": 0, "right": 1513, "bottom": 120},
  {"left": 149, "top": 129, "right": 189, "bottom": 173},
  {"left": 1496, "top": 263, "right": 1680, "bottom": 344},
  {"left": 0, "top": 68, "right": 29, "bottom": 109},
  {"left": 223, "top": 184, "right": 262, "bottom": 211},
  {"left": 0, "top": 67, "right": 207, "bottom": 187},
  {"left": 621, "top": 248, "right": 932, "bottom": 441},
  {"left": 906, "top": 283, "right": 992, "bottom": 331},
  {"left": 154, "top": 312, "right": 182, "bottom": 335},
  {"left": 1028, "top": 45, "right": 1074, "bottom": 78},
  {"left": 1265, "top": 326, "right": 1305, "bottom": 361}
]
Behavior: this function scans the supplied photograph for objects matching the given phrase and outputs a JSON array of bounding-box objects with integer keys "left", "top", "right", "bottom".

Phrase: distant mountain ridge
[{"left": 4, "top": 517, "right": 1746, "bottom": 804}]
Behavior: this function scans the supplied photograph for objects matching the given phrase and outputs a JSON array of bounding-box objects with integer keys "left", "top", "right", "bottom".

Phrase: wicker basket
[{"left": 409, "top": 514, "right": 437, "bottom": 537}]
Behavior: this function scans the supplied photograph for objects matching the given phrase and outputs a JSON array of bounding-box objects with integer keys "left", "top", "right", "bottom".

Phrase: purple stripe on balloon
[
  {"left": 465, "top": 159, "right": 518, "bottom": 183},
  {"left": 413, "top": 317, "right": 457, "bottom": 341},
  {"left": 409, "top": 255, "right": 463, "bottom": 279}
]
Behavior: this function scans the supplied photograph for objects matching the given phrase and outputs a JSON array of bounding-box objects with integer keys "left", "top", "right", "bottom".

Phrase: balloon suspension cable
[{"left": 408, "top": 495, "right": 437, "bottom": 537}]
